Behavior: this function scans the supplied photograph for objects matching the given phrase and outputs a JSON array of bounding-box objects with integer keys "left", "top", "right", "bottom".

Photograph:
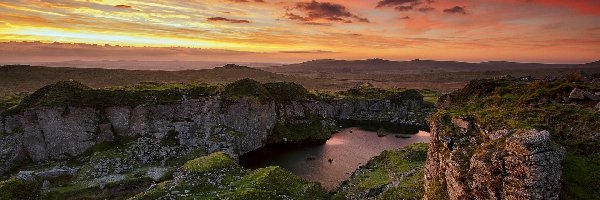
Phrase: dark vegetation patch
[
  {"left": 267, "top": 114, "right": 336, "bottom": 144},
  {"left": 338, "top": 119, "right": 425, "bottom": 134},
  {"left": 338, "top": 82, "right": 425, "bottom": 102},
  {"left": 0, "top": 177, "right": 40, "bottom": 199}
]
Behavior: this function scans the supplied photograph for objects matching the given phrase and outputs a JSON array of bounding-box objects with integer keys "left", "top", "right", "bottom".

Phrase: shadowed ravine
[{"left": 240, "top": 127, "right": 431, "bottom": 190}]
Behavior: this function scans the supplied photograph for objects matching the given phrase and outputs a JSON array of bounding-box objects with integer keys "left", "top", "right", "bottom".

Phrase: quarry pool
[{"left": 239, "top": 127, "right": 431, "bottom": 190}]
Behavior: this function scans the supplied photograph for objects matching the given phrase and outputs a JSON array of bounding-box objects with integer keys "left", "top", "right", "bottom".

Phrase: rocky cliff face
[
  {"left": 424, "top": 117, "right": 565, "bottom": 200},
  {"left": 0, "top": 79, "right": 432, "bottom": 199},
  {"left": 0, "top": 88, "right": 429, "bottom": 177},
  {"left": 423, "top": 77, "right": 599, "bottom": 199}
]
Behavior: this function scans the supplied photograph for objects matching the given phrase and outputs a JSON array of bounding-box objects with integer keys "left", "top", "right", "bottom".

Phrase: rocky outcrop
[
  {"left": 0, "top": 96, "right": 429, "bottom": 176},
  {"left": 424, "top": 117, "right": 565, "bottom": 200},
  {"left": 569, "top": 88, "right": 599, "bottom": 101}
]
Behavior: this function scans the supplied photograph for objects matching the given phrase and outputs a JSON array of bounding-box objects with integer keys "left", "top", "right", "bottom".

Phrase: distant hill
[
  {"left": 28, "top": 60, "right": 281, "bottom": 71},
  {"left": 260, "top": 59, "right": 600, "bottom": 92},
  {"left": 263, "top": 59, "right": 583, "bottom": 75},
  {"left": 583, "top": 60, "right": 600, "bottom": 67},
  {"left": 0, "top": 64, "right": 331, "bottom": 95}
]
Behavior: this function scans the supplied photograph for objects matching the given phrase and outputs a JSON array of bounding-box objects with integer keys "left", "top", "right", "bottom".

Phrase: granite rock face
[
  {"left": 424, "top": 117, "right": 565, "bottom": 200},
  {"left": 0, "top": 96, "right": 429, "bottom": 176}
]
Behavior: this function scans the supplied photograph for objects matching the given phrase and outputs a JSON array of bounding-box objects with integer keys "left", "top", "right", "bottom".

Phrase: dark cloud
[
  {"left": 229, "top": 0, "right": 265, "bottom": 2},
  {"left": 376, "top": 0, "right": 434, "bottom": 12},
  {"left": 377, "top": 0, "right": 421, "bottom": 8},
  {"left": 395, "top": 6, "right": 414, "bottom": 11},
  {"left": 286, "top": 1, "right": 369, "bottom": 23},
  {"left": 207, "top": 17, "right": 251, "bottom": 23},
  {"left": 444, "top": 6, "right": 467, "bottom": 15},
  {"left": 302, "top": 22, "right": 332, "bottom": 26},
  {"left": 418, "top": 6, "right": 435, "bottom": 12},
  {"left": 114, "top": 4, "right": 132, "bottom": 9}
]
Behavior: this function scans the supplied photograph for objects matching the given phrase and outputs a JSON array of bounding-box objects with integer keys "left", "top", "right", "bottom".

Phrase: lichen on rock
[{"left": 425, "top": 78, "right": 599, "bottom": 199}]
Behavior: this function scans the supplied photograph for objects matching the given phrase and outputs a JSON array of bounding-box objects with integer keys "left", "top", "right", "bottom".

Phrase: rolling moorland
[
  {"left": 0, "top": 62, "right": 599, "bottom": 199},
  {"left": 265, "top": 59, "right": 600, "bottom": 91}
]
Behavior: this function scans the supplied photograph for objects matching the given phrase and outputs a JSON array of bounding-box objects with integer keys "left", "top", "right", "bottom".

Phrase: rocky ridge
[{"left": 424, "top": 76, "right": 599, "bottom": 199}]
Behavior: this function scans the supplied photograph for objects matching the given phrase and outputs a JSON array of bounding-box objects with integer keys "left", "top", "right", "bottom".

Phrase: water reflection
[{"left": 239, "top": 127, "right": 431, "bottom": 190}]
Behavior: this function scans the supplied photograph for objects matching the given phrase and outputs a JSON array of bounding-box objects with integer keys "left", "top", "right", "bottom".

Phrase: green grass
[
  {"left": 436, "top": 79, "right": 600, "bottom": 152},
  {"left": 336, "top": 143, "right": 428, "bottom": 199},
  {"left": 0, "top": 177, "right": 39, "bottom": 199},
  {"left": 133, "top": 152, "right": 330, "bottom": 200},
  {"left": 235, "top": 166, "right": 329, "bottom": 199},
  {"left": 560, "top": 153, "right": 600, "bottom": 200},
  {"left": 182, "top": 152, "right": 238, "bottom": 173}
]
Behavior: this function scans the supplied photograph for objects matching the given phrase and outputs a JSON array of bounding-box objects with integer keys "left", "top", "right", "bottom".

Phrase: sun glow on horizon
[{"left": 0, "top": 0, "right": 599, "bottom": 63}]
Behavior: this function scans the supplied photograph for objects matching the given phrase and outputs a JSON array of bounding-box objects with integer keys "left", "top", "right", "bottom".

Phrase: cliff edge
[{"left": 424, "top": 77, "right": 600, "bottom": 199}]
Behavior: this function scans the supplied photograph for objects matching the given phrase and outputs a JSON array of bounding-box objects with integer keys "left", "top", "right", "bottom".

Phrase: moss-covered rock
[
  {"left": 0, "top": 177, "right": 39, "bottom": 199},
  {"left": 428, "top": 78, "right": 600, "bottom": 199},
  {"left": 223, "top": 78, "right": 270, "bottom": 100},
  {"left": 182, "top": 152, "right": 238, "bottom": 173},
  {"left": 132, "top": 152, "right": 330, "bottom": 200},
  {"left": 268, "top": 118, "right": 336, "bottom": 143},
  {"left": 334, "top": 143, "right": 428, "bottom": 200}
]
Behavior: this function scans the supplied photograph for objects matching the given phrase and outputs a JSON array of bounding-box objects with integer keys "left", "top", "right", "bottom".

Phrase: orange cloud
[{"left": 0, "top": 0, "right": 598, "bottom": 63}]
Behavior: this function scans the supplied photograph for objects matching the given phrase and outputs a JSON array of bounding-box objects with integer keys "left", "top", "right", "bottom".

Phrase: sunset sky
[{"left": 1, "top": 0, "right": 599, "bottom": 63}]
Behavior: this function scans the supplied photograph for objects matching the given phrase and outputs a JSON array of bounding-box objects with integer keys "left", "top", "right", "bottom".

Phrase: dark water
[{"left": 239, "top": 127, "right": 431, "bottom": 190}]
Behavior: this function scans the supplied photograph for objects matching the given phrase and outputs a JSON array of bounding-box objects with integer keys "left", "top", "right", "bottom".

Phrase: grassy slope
[
  {"left": 433, "top": 78, "right": 600, "bottom": 199},
  {"left": 131, "top": 152, "right": 330, "bottom": 200},
  {"left": 334, "top": 143, "right": 428, "bottom": 200}
]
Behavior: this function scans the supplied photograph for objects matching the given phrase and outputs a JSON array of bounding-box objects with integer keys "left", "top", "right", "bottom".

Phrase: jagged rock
[
  {"left": 497, "top": 74, "right": 515, "bottom": 80},
  {"left": 451, "top": 117, "right": 471, "bottom": 130},
  {"left": 501, "top": 130, "right": 565, "bottom": 199},
  {"left": 41, "top": 180, "right": 51, "bottom": 189},
  {"left": 97, "top": 124, "right": 114, "bottom": 143},
  {"left": 489, "top": 129, "right": 511, "bottom": 140},
  {"left": 569, "top": 88, "right": 585, "bottom": 99},
  {"left": 596, "top": 102, "right": 600, "bottom": 111},
  {"left": 520, "top": 76, "right": 534, "bottom": 81},
  {"left": 35, "top": 167, "right": 77, "bottom": 180},
  {"left": 0, "top": 133, "right": 26, "bottom": 175},
  {"left": 16, "top": 171, "right": 35, "bottom": 182},
  {"left": 569, "top": 88, "right": 599, "bottom": 100},
  {"left": 425, "top": 117, "right": 566, "bottom": 200},
  {"left": 146, "top": 167, "right": 171, "bottom": 182}
]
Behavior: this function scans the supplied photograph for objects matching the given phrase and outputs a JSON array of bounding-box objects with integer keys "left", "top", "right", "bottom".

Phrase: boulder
[
  {"left": 35, "top": 167, "right": 77, "bottom": 179},
  {"left": 16, "top": 171, "right": 35, "bottom": 182},
  {"left": 569, "top": 88, "right": 599, "bottom": 101}
]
